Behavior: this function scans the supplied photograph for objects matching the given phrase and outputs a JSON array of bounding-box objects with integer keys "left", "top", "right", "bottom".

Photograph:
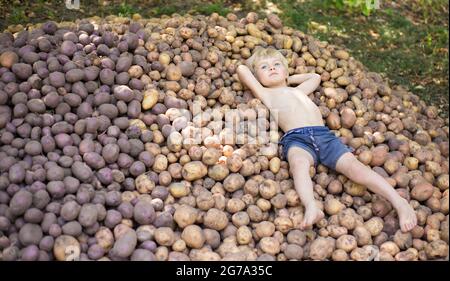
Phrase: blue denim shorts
[{"left": 279, "top": 126, "right": 354, "bottom": 170}]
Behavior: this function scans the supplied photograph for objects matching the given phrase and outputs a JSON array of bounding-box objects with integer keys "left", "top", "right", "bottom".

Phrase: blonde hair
[{"left": 246, "top": 47, "right": 289, "bottom": 74}]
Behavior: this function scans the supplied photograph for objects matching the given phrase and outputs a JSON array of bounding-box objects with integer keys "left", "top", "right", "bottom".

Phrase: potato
[
  {"left": 19, "top": 223, "right": 43, "bottom": 246},
  {"left": 181, "top": 225, "right": 205, "bottom": 249},
  {"left": 167, "top": 131, "right": 183, "bottom": 152},
  {"left": 370, "top": 145, "right": 388, "bottom": 167},
  {"left": 257, "top": 237, "right": 280, "bottom": 256},
  {"left": 411, "top": 182, "right": 434, "bottom": 201},
  {"left": 324, "top": 198, "right": 345, "bottom": 215},
  {"left": 424, "top": 239, "right": 448, "bottom": 259},
  {"left": 338, "top": 208, "right": 357, "bottom": 230},
  {"left": 393, "top": 230, "right": 413, "bottom": 250},
  {"left": 182, "top": 161, "right": 207, "bottom": 181},
  {"left": 189, "top": 248, "right": 221, "bottom": 261},
  {"left": 364, "top": 217, "right": 384, "bottom": 236},
  {"left": 340, "top": 107, "right": 356, "bottom": 128},
  {"left": 349, "top": 247, "right": 371, "bottom": 261},
  {"left": 236, "top": 226, "right": 253, "bottom": 245},
  {"left": 223, "top": 173, "right": 246, "bottom": 192},
  {"left": 309, "top": 237, "right": 335, "bottom": 260},
  {"left": 135, "top": 174, "right": 155, "bottom": 194},
  {"left": 133, "top": 200, "right": 156, "bottom": 225},
  {"left": 259, "top": 179, "right": 278, "bottom": 199},
  {"left": 53, "top": 235, "right": 80, "bottom": 261},
  {"left": 12, "top": 63, "right": 33, "bottom": 80},
  {"left": 331, "top": 249, "right": 349, "bottom": 261},
  {"left": 395, "top": 248, "right": 418, "bottom": 261},
  {"left": 174, "top": 204, "right": 198, "bottom": 228},
  {"left": 9, "top": 163, "right": 26, "bottom": 184},
  {"left": 327, "top": 180, "right": 343, "bottom": 194},
  {"left": 203, "top": 208, "right": 228, "bottom": 231},
  {"left": 336, "top": 235, "right": 357, "bottom": 253},
  {"left": 71, "top": 161, "right": 93, "bottom": 183},
  {"left": 110, "top": 229, "right": 137, "bottom": 258},
  {"left": 202, "top": 148, "right": 221, "bottom": 165},
  {"left": 9, "top": 189, "right": 33, "bottom": 216},
  {"left": 78, "top": 203, "right": 98, "bottom": 228},
  {"left": 169, "top": 182, "right": 190, "bottom": 198},
  {"left": 326, "top": 112, "right": 341, "bottom": 130},
  {"left": 0, "top": 51, "right": 19, "bottom": 68},
  {"left": 287, "top": 229, "right": 306, "bottom": 246},
  {"left": 255, "top": 221, "right": 276, "bottom": 238},
  {"left": 371, "top": 197, "right": 392, "bottom": 218},
  {"left": 154, "top": 227, "right": 175, "bottom": 247},
  {"left": 353, "top": 226, "right": 372, "bottom": 246},
  {"left": 208, "top": 164, "right": 230, "bottom": 181}
]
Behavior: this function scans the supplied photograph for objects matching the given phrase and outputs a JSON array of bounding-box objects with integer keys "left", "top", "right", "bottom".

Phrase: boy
[{"left": 236, "top": 47, "right": 417, "bottom": 232}]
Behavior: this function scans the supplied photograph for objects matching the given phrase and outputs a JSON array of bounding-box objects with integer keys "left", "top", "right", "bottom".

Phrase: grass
[
  {"left": 0, "top": 0, "right": 447, "bottom": 117},
  {"left": 113, "top": 3, "right": 139, "bottom": 18},
  {"left": 272, "top": 0, "right": 449, "bottom": 117}
]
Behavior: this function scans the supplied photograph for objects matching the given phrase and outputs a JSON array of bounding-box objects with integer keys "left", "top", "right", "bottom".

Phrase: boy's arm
[
  {"left": 236, "top": 64, "right": 266, "bottom": 99},
  {"left": 288, "top": 73, "right": 321, "bottom": 95}
]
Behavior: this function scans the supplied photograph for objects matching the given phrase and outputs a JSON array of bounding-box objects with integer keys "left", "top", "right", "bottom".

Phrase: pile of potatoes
[{"left": 0, "top": 11, "right": 448, "bottom": 261}]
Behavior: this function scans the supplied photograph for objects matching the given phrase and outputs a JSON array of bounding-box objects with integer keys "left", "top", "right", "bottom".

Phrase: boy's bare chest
[{"left": 265, "top": 91, "right": 313, "bottom": 112}]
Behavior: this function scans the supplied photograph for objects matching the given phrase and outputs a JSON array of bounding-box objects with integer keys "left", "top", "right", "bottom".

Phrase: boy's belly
[
  {"left": 269, "top": 99, "right": 324, "bottom": 133},
  {"left": 277, "top": 110, "right": 325, "bottom": 132}
]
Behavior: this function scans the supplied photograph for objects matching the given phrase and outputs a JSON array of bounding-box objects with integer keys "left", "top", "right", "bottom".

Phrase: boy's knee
[{"left": 288, "top": 156, "right": 311, "bottom": 171}]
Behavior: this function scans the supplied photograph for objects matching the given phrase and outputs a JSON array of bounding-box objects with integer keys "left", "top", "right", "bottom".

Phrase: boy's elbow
[
  {"left": 314, "top": 73, "right": 321, "bottom": 80},
  {"left": 314, "top": 74, "right": 321, "bottom": 86}
]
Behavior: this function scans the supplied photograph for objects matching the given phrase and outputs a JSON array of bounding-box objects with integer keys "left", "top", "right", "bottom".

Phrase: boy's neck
[{"left": 268, "top": 81, "right": 288, "bottom": 88}]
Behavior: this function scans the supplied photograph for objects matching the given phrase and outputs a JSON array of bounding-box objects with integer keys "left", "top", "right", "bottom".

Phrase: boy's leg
[
  {"left": 334, "top": 152, "right": 417, "bottom": 232},
  {"left": 287, "top": 146, "right": 324, "bottom": 230}
]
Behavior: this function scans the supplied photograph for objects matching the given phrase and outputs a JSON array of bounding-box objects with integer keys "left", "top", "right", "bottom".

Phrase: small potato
[
  {"left": 181, "top": 225, "right": 205, "bottom": 249},
  {"left": 135, "top": 174, "right": 155, "bottom": 194},
  {"left": 364, "top": 217, "right": 384, "bottom": 236},
  {"left": 259, "top": 179, "right": 278, "bottom": 199},
  {"left": 425, "top": 240, "right": 448, "bottom": 259},
  {"left": 181, "top": 161, "right": 207, "bottom": 181},
  {"left": 324, "top": 198, "right": 345, "bottom": 215},
  {"left": 336, "top": 235, "right": 357, "bottom": 253},
  {"left": 133, "top": 200, "right": 156, "bottom": 225},
  {"left": 236, "top": 226, "right": 253, "bottom": 245},
  {"left": 169, "top": 182, "right": 190, "bottom": 198},
  {"left": 223, "top": 173, "right": 246, "bottom": 192},
  {"left": 154, "top": 227, "right": 175, "bottom": 247},
  {"left": 53, "top": 235, "right": 80, "bottom": 261},
  {"left": 203, "top": 208, "right": 228, "bottom": 231},
  {"left": 110, "top": 229, "right": 137, "bottom": 258},
  {"left": 411, "top": 182, "right": 434, "bottom": 201},
  {"left": 174, "top": 204, "right": 198, "bottom": 228},
  {"left": 332, "top": 249, "right": 349, "bottom": 261},
  {"left": 353, "top": 226, "right": 372, "bottom": 246},
  {"left": 309, "top": 237, "right": 335, "bottom": 260},
  {"left": 9, "top": 189, "right": 33, "bottom": 216},
  {"left": 259, "top": 237, "right": 280, "bottom": 256},
  {"left": 255, "top": 221, "right": 276, "bottom": 238}
]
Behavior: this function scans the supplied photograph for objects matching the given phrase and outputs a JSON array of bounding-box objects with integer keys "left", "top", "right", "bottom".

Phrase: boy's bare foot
[
  {"left": 300, "top": 205, "right": 324, "bottom": 230},
  {"left": 395, "top": 198, "right": 417, "bottom": 232}
]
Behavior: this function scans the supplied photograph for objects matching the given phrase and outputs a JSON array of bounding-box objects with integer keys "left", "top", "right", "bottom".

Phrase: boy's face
[{"left": 254, "top": 57, "right": 288, "bottom": 87}]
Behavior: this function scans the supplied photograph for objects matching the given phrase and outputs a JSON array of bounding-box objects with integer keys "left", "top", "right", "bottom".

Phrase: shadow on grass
[{"left": 273, "top": 0, "right": 448, "bottom": 117}]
